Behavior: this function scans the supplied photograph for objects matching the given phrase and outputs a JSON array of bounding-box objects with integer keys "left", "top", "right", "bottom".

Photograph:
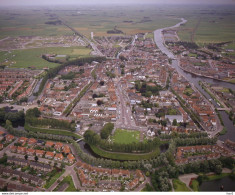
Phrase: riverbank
[
  {"left": 178, "top": 60, "right": 235, "bottom": 85},
  {"left": 190, "top": 171, "right": 235, "bottom": 191}
]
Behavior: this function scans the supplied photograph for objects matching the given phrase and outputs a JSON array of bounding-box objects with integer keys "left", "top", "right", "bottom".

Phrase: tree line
[
  {"left": 0, "top": 107, "right": 25, "bottom": 127},
  {"left": 25, "top": 108, "right": 75, "bottom": 131}
]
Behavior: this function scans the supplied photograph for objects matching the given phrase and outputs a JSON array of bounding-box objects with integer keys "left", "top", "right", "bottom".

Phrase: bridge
[
  {"left": 75, "top": 138, "right": 84, "bottom": 143},
  {"left": 217, "top": 107, "right": 231, "bottom": 111}
]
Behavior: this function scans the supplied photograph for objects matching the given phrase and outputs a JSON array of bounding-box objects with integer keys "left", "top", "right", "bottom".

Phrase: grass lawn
[
  {"left": 44, "top": 169, "right": 65, "bottom": 189},
  {"left": 90, "top": 144, "right": 160, "bottom": 161},
  {"left": 1, "top": 47, "right": 91, "bottom": 69},
  {"left": 54, "top": 175, "right": 77, "bottom": 192},
  {"left": 190, "top": 179, "right": 199, "bottom": 191},
  {"left": 206, "top": 173, "right": 230, "bottom": 181},
  {"left": 183, "top": 87, "right": 194, "bottom": 96},
  {"left": 112, "top": 129, "right": 140, "bottom": 144},
  {"left": 173, "top": 179, "right": 191, "bottom": 192}
]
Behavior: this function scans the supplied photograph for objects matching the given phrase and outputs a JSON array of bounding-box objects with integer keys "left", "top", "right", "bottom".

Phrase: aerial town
[{"left": 0, "top": 1, "right": 235, "bottom": 193}]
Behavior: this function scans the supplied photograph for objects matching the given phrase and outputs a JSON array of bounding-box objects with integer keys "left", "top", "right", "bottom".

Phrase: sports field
[
  {"left": 0, "top": 46, "right": 91, "bottom": 69},
  {"left": 112, "top": 129, "right": 140, "bottom": 144}
]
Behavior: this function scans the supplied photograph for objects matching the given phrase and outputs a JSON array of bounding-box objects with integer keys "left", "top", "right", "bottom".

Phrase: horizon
[{"left": 1, "top": 0, "right": 235, "bottom": 7}]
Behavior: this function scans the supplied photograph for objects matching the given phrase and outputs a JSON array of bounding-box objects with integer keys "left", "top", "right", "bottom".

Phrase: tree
[
  {"left": 37, "top": 100, "right": 41, "bottom": 105},
  {"left": 24, "top": 154, "right": 28, "bottom": 160},
  {"left": 34, "top": 156, "right": 38, "bottom": 162},
  {"left": 0, "top": 96, "right": 3, "bottom": 103},
  {"left": 172, "top": 119, "right": 177, "bottom": 126},
  {"left": 26, "top": 107, "right": 41, "bottom": 118},
  {"left": 97, "top": 100, "right": 103, "bottom": 106},
  {"left": 99, "top": 81, "right": 104, "bottom": 86},
  {"left": 5, "top": 120, "right": 13, "bottom": 130},
  {"left": 214, "top": 164, "right": 222, "bottom": 174},
  {"left": 100, "top": 123, "right": 114, "bottom": 139},
  {"left": 92, "top": 94, "right": 98, "bottom": 99}
]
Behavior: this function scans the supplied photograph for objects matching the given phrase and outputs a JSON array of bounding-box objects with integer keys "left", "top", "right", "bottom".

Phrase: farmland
[{"left": 0, "top": 46, "right": 91, "bottom": 69}]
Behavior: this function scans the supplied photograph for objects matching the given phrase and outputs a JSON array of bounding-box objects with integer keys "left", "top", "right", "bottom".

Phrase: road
[
  {"left": 115, "top": 79, "right": 147, "bottom": 132},
  {"left": 0, "top": 138, "right": 18, "bottom": 158}
]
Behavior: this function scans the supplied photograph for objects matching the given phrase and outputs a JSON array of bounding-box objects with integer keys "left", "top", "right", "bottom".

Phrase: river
[
  {"left": 154, "top": 18, "right": 235, "bottom": 141},
  {"left": 78, "top": 140, "right": 168, "bottom": 161}
]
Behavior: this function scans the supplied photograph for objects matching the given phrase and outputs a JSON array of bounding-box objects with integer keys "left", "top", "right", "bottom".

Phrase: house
[
  {"left": 21, "top": 172, "right": 31, "bottom": 182},
  {"left": 165, "top": 115, "right": 183, "bottom": 124},
  {"left": 7, "top": 156, "right": 28, "bottom": 166},
  {"left": 35, "top": 150, "right": 45, "bottom": 157},
  {"left": 0, "top": 179, "right": 7, "bottom": 189},
  {"left": 127, "top": 178, "right": 139, "bottom": 190},
  {"left": 0, "top": 144, "right": 3, "bottom": 150},
  {"left": 37, "top": 140, "right": 44, "bottom": 146},
  {"left": 45, "top": 141, "right": 54, "bottom": 148},
  {"left": 6, "top": 134, "right": 14, "bottom": 142},
  {"left": 7, "top": 183, "right": 36, "bottom": 192},
  {"left": 10, "top": 145, "right": 17, "bottom": 153},
  {"left": 54, "top": 153, "right": 64, "bottom": 161},
  {"left": 225, "top": 139, "right": 235, "bottom": 151},
  {"left": 120, "top": 169, "right": 130, "bottom": 178},
  {"left": 18, "top": 137, "right": 28, "bottom": 145},
  {"left": 45, "top": 151, "right": 54, "bottom": 159},
  {"left": 67, "top": 153, "right": 75, "bottom": 164},
  {"left": 135, "top": 170, "right": 144, "bottom": 181},
  {"left": 30, "top": 177, "right": 45, "bottom": 187},
  {"left": 63, "top": 145, "right": 71, "bottom": 154},
  {"left": 112, "top": 169, "right": 120, "bottom": 177},
  {"left": 26, "top": 148, "right": 35, "bottom": 156},
  {"left": 17, "top": 146, "right": 26, "bottom": 154},
  {"left": 2, "top": 168, "right": 13, "bottom": 177},
  {"left": 54, "top": 142, "right": 63, "bottom": 151},
  {"left": 29, "top": 161, "right": 52, "bottom": 172},
  {"left": 28, "top": 138, "right": 37, "bottom": 146}
]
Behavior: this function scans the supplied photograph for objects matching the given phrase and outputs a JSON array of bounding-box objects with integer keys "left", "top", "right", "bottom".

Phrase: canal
[
  {"left": 199, "top": 176, "right": 235, "bottom": 191},
  {"left": 154, "top": 18, "right": 235, "bottom": 142},
  {"left": 78, "top": 140, "right": 168, "bottom": 161},
  {"left": 172, "top": 58, "right": 235, "bottom": 142}
]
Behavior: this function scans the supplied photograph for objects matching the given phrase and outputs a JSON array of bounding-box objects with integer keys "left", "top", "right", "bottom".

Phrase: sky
[{"left": 0, "top": 0, "right": 235, "bottom": 6}]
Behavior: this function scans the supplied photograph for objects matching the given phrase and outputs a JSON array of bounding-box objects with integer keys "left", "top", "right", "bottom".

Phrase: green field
[
  {"left": 172, "top": 179, "right": 191, "bottom": 192},
  {"left": 177, "top": 6, "right": 235, "bottom": 45},
  {"left": 0, "top": 47, "right": 91, "bottom": 69},
  {"left": 90, "top": 144, "right": 160, "bottom": 161},
  {"left": 0, "top": 5, "right": 180, "bottom": 39},
  {"left": 44, "top": 169, "right": 65, "bottom": 189},
  {"left": 112, "top": 129, "right": 140, "bottom": 144},
  {"left": 0, "top": 5, "right": 234, "bottom": 45}
]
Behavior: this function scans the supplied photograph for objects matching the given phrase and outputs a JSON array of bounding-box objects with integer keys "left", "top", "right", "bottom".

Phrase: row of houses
[
  {"left": 175, "top": 144, "right": 232, "bottom": 165},
  {"left": 0, "top": 166, "right": 45, "bottom": 187},
  {"left": 7, "top": 156, "right": 52, "bottom": 172},
  {"left": 76, "top": 160, "right": 144, "bottom": 190},
  {"left": 10, "top": 145, "right": 75, "bottom": 164},
  {"left": 225, "top": 139, "right": 235, "bottom": 151},
  {"left": 0, "top": 178, "right": 39, "bottom": 192}
]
